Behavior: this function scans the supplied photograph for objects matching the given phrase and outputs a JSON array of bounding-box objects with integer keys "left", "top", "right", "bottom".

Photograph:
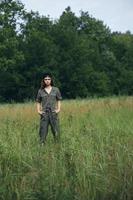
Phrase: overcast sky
[{"left": 21, "top": 0, "right": 133, "bottom": 33}]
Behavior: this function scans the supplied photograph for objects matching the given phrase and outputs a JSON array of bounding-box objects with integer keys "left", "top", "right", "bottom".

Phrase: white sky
[{"left": 21, "top": 0, "right": 133, "bottom": 33}]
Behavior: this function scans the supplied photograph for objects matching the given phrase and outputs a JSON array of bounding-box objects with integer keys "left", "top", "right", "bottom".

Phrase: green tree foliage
[
  {"left": 20, "top": 11, "right": 59, "bottom": 98},
  {"left": 0, "top": 0, "right": 25, "bottom": 101},
  {"left": 110, "top": 32, "right": 133, "bottom": 95},
  {"left": 0, "top": 1, "right": 132, "bottom": 102}
]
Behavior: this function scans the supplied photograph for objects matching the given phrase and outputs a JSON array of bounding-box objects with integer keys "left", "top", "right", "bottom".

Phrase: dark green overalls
[{"left": 36, "top": 86, "right": 62, "bottom": 143}]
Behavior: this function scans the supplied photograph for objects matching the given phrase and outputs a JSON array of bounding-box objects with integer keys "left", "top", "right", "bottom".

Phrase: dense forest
[{"left": 0, "top": 0, "right": 133, "bottom": 102}]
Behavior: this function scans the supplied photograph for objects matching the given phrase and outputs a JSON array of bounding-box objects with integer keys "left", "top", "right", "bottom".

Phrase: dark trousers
[{"left": 39, "top": 111, "right": 60, "bottom": 143}]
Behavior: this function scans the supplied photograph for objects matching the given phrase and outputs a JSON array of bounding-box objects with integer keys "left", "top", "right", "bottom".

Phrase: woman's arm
[
  {"left": 36, "top": 102, "right": 43, "bottom": 115},
  {"left": 55, "top": 100, "right": 61, "bottom": 113}
]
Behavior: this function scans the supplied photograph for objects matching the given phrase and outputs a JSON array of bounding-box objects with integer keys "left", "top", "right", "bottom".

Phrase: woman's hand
[
  {"left": 54, "top": 109, "right": 60, "bottom": 113},
  {"left": 38, "top": 110, "right": 44, "bottom": 115}
]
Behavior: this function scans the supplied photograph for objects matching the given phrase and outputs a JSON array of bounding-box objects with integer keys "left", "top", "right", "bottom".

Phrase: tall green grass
[{"left": 0, "top": 96, "right": 133, "bottom": 200}]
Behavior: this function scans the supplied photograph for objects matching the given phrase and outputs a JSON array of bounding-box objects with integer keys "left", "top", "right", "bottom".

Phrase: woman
[{"left": 36, "top": 73, "right": 62, "bottom": 145}]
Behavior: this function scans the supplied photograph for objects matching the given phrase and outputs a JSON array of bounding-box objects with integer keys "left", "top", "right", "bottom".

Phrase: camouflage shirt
[{"left": 36, "top": 87, "right": 62, "bottom": 112}]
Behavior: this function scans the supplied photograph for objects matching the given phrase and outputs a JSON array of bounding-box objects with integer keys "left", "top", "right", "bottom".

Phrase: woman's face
[{"left": 43, "top": 76, "right": 51, "bottom": 86}]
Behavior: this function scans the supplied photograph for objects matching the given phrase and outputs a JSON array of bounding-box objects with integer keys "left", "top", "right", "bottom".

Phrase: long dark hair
[{"left": 40, "top": 77, "right": 54, "bottom": 89}]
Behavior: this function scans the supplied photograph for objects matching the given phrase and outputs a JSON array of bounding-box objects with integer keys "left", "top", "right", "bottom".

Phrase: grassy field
[{"left": 0, "top": 96, "right": 133, "bottom": 200}]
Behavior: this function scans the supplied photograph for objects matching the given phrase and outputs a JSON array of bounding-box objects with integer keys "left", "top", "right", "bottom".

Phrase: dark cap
[{"left": 42, "top": 72, "right": 52, "bottom": 79}]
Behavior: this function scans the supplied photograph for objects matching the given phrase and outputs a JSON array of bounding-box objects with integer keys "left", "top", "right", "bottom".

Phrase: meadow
[{"left": 0, "top": 96, "right": 133, "bottom": 200}]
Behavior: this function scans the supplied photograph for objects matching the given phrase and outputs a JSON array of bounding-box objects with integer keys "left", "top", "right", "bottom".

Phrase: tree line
[{"left": 0, "top": 0, "right": 133, "bottom": 102}]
